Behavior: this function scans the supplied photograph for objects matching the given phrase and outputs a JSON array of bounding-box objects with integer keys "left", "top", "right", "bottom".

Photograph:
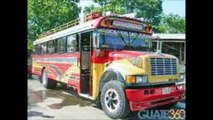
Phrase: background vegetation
[{"left": 28, "top": 0, "right": 185, "bottom": 50}]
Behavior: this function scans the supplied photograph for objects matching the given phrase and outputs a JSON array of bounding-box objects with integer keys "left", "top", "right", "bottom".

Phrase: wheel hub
[{"left": 104, "top": 88, "right": 120, "bottom": 112}]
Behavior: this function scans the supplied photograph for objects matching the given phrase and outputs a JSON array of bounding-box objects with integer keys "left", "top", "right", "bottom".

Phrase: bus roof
[{"left": 33, "top": 15, "right": 151, "bottom": 45}]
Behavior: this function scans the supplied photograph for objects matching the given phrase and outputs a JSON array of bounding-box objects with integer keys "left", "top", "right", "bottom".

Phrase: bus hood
[
  {"left": 107, "top": 50, "right": 176, "bottom": 61},
  {"left": 105, "top": 50, "right": 179, "bottom": 83}
]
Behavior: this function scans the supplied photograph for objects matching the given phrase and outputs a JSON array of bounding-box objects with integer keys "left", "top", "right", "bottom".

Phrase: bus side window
[
  {"left": 56, "top": 37, "right": 66, "bottom": 53},
  {"left": 67, "top": 34, "right": 78, "bottom": 52},
  {"left": 76, "top": 34, "right": 79, "bottom": 51},
  {"left": 37, "top": 44, "right": 41, "bottom": 54},
  {"left": 41, "top": 43, "right": 47, "bottom": 54},
  {"left": 47, "top": 40, "right": 54, "bottom": 54},
  {"left": 35, "top": 45, "right": 38, "bottom": 54},
  {"left": 54, "top": 40, "right": 57, "bottom": 53},
  {"left": 32, "top": 46, "right": 37, "bottom": 55}
]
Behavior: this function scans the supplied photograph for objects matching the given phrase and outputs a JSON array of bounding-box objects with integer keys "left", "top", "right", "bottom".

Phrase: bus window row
[{"left": 34, "top": 34, "right": 79, "bottom": 54}]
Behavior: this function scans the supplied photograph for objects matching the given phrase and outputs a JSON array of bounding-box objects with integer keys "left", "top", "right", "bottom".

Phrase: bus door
[{"left": 80, "top": 32, "right": 92, "bottom": 94}]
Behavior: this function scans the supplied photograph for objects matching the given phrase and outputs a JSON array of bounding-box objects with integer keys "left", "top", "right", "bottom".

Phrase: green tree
[
  {"left": 83, "top": 5, "right": 103, "bottom": 14},
  {"left": 90, "top": 0, "right": 162, "bottom": 25},
  {"left": 84, "top": 1, "right": 185, "bottom": 33},
  {"left": 156, "top": 14, "right": 185, "bottom": 33},
  {"left": 28, "top": 0, "right": 81, "bottom": 50}
]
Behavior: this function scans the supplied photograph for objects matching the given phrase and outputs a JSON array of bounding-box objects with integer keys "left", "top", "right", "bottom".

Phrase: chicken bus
[{"left": 32, "top": 12, "right": 185, "bottom": 119}]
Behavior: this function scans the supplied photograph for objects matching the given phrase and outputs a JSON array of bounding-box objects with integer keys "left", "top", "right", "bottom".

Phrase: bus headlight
[{"left": 126, "top": 75, "right": 147, "bottom": 84}]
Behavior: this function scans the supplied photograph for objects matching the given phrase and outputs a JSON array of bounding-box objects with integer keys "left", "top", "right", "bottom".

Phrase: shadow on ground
[{"left": 28, "top": 110, "right": 54, "bottom": 118}]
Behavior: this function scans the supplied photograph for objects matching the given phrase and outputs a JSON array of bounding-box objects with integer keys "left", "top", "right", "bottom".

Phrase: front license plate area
[{"left": 162, "top": 87, "right": 171, "bottom": 94}]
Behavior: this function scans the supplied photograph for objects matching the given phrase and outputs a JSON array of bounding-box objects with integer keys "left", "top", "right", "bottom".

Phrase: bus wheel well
[
  {"left": 96, "top": 70, "right": 125, "bottom": 109},
  {"left": 99, "top": 69, "right": 125, "bottom": 93}
]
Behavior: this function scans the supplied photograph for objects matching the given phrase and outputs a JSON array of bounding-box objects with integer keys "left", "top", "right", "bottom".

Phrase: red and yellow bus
[{"left": 32, "top": 12, "right": 185, "bottom": 119}]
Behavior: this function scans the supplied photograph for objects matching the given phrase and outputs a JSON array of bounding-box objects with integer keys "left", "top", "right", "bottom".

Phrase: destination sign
[{"left": 112, "top": 20, "right": 143, "bottom": 31}]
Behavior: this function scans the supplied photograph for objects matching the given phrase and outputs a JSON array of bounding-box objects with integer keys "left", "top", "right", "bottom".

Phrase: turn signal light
[{"left": 126, "top": 76, "right": 136, "bottom": 83}]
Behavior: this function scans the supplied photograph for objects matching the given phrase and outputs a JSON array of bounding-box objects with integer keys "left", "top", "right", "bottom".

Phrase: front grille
[{"left": 151, "top": 58, "right": 177, "bottom": 75}]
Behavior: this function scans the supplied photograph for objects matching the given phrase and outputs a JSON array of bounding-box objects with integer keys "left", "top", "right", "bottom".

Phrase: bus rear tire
[
  {"left": 41, "top": 70, "right": 57, "bottom": 89},
  {"left": 101, "top": 81, "right": 130, "bottom": 119}
]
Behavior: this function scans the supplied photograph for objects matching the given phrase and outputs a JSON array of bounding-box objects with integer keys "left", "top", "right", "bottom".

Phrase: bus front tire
[
  {"left": 41, "top": 70, "right": 57, "bottom": 89},
  {"left": 101, "top": 81, "right": 130, "bottom": 119}
]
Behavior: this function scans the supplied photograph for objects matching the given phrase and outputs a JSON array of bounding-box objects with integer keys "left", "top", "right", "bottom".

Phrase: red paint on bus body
[
  {"left": 125, "top": 84, "right": 185, "bottom": 111},
  {"left": 92, "top": 49, "right": 150, "bottom": 63}
]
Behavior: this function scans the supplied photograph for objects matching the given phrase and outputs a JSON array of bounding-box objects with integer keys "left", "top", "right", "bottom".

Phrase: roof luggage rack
[{"left": 38, "top": 18, "right": 80, "bottom": 39}]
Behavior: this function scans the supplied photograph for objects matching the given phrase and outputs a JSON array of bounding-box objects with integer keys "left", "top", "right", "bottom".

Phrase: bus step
[{"left": 79, "top": 93, "right": 93, "bottom": 100}]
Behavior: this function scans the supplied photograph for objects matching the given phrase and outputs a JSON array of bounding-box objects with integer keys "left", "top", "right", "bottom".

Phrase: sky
[
  {"left": 162, "top": 0, "right": 185, "bottom": 17},
  {"left": 78, "top": 0, "right": 185, "bottom": 18}
]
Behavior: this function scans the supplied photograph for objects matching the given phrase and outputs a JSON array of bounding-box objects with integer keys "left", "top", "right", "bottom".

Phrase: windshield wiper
[
  {"left": 130, "top": 33, "right": 140, "bottom": 44},
  {"left": 116, "top": 30, "right": 128, "bottom": 46}
]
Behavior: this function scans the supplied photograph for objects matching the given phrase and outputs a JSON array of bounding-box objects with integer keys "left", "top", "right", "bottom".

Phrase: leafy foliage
[
  {"left": 83, "top": 4, "right": 103, "bottom": 14},
  {"left": 28, "top": 0, "right": 185, "bottom": 51},
  {"left": 28, "top": 0, "right": 81, "bottom": 50},
  {"left": 156, "top": 14, "right": 185, "bottom": 33},
  {"left": 87, "top": 0, "right": 162, "bottom": 25},
  {"left": 84, "top": 0, "right": 185, "bottom": 33}
]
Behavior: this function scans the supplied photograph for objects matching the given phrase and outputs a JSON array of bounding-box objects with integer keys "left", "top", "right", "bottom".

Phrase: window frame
[
  {"left": 56, "top": 37, "right": 66, "bottom": 53},
  {"left": 66, "top": 34, "right": 79, "bottom": 53},
  {"left": 47, "top": 40, "right": 55, "bottom": 54},
  {"left": 41, "top": 42, "right": 47, "bottom": 54}
]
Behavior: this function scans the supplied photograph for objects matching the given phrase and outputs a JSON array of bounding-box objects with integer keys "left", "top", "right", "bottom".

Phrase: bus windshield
[{"left": 96, "top": 28, "right": 152, "bottom": 51}]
